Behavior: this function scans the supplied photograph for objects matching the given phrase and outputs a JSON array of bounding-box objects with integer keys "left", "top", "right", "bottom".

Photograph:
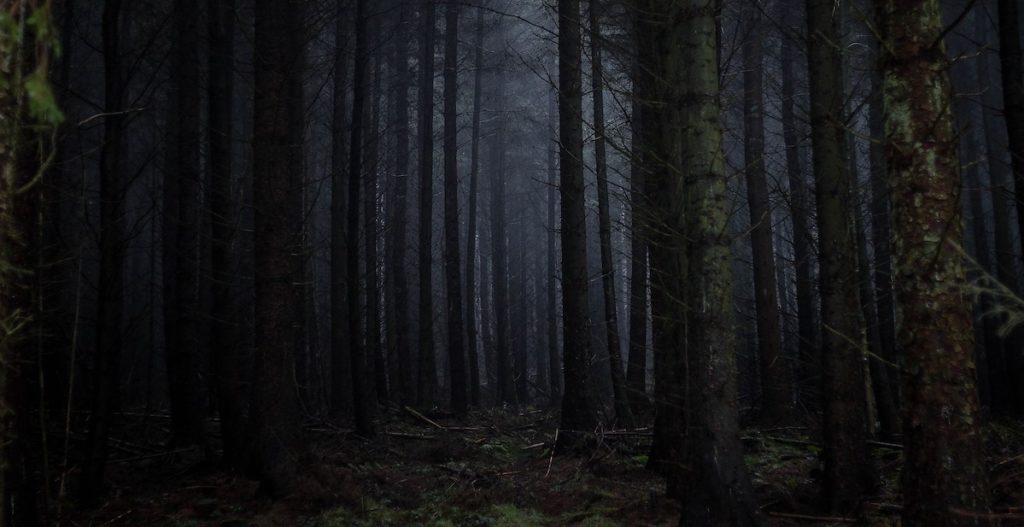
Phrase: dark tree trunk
[
  {"left": 250, "top": 0, "right": 305, "bottom": 496},
  {"left": 417, "top": 0, "right": 438, "bottom": 406},
  {"left": 330, "top": 3, "right": 354, "bottom": 416},
  {"left": 879, "top": 1, "right": 991, "bottom": 523},
  {"left": 742, "top": 2, "right": 790, "bottom": 424},
  {"left": 589, "top": 0, "right": 633, "bottom": 428},
  {"left": 556, "top": 0, "right": 598, "bottom": 442},
  {"left": 365, "top": 30, "right": 387, "bottom": 403},
  {"left": 546, "top": 92, "right": 562, "bottom": 404},
  {"left": 626, "top": 70, "right": 648, "bottom": 412},
  {"left": 386, "top": 0, "right": 413, "bottom": 406},
  {"left": 778, "top": 0, "right": 817, "bottom": 410},
  {"left": 207, "top": 0, "right": 246, "bottom": 468},
  {"left": 442, "top": 1, "right": 468, "bottom": 414},
  {"left": 805, "top": 0, "right": 872, "bottom": 511},
  {"left": 464, "top": 5, "right": 485, "bottom": 407},
  {"left": 81, "top": 0, "right": 124, "bottom": 504},
  {"left": 490, "top": 80, "right": 514, "bottom": 405},
  {"left": 348, "top": 0, "right": 377, "bottom": 434}
]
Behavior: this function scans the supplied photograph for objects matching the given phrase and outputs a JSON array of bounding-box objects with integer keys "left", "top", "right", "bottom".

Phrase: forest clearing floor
[{"left": 60, "top": 406, "right": 1024, "bottom": 526}]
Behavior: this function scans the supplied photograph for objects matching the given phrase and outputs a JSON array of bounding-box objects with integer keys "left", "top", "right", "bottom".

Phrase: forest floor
[{"left": 59, "top": 406, "right": 1024, "bottom": 527}]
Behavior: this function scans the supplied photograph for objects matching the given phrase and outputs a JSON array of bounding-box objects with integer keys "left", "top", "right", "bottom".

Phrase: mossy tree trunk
[{"left": 878, "top": 0, "right": 991, "bottom": 523}]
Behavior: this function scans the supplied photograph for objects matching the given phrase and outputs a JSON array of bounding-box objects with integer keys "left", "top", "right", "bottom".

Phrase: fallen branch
[
  {"left": 384, "top": 431, "right": 437, "bottom": 441},
  {"left": 765, "top": 511, "right": 856, "bottom": 523},
  {"left": 545, "top": 429, "right": 559, "bottom": 477},
  {"left": 403, "top": 406, "right": 447, "bottom": 431}
]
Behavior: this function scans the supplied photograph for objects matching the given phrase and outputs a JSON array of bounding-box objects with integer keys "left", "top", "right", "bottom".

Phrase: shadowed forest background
[{"left": 3, "top": 0, "right": 1024, "bottom": 525}]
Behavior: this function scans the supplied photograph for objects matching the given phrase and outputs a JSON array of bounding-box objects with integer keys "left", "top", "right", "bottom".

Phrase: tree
[
  {"left": 588, "top": 0, "right": 633, "bottom": 428},
  {"left": 673, "top": 1, "right": 762, "bottom": 523},
  {"left": 207, "top": 0, "right": 246, "bottom": 468},
  {"left": 82, "top": 0, "right": 125, "bottom": 504},
  {"left": 805, "top": 0, "right": 872, "bottom": 511},
  {"left": 546, "top": 91, "right": 562, "bottom": 404},
  {"left": 348, "top": 0, "right": 377, "bottom": 434},
  {"left": 741, "top": 0, "right": 790, "bottom": 423},
  {"left": 626, "top": 59, "right": 648, "bottom": 412},
  {"left": 164, "top": 0, "right": 206, "bottom": 448},
  {"left": 464, "top": 3, "right": 486, "bottom": 407},
  {"left": 417, "top": 0, "right": 438, "bottom": 405},
  {"left": 490, "top": 76, "right": 514, "bottom": 405},
  {"left": 250, "top": 0, "right": 305, "bottom": 495},
  {"left": 878, "top": 0, "right": 991, "bottom": 523},
  {"left": 1, "top": 1, "right": 62, "bottom": 522},
  {"left": 443, "top": 0, "right": 468, "bottom": 414},
  {"left": 557, "top": 0, "right": 598, "bottom": 442}
]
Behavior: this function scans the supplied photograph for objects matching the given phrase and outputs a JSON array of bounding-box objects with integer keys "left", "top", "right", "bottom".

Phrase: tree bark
[
  {"left": 464, "top": 4, "right": 485, "bottom": 407},
  {"left": 556, "top": 0, "right": 598, "bottom": 442},
  {"left": 878, "top": 1, "right": 991, "bottom": 523},
  {"left": 417, "top": 0, "right": 438, "bottom": 406},
  {"left": 589, "top": 0, "right": 633, "bottom": 428},
  {"left": 442, "top": 1, "right": 468, "bottom": 414},
  {"left": 805, "top": 0, "right": 873, "bottom": 511},
  {"left": 365, "top": 27, "right": 387, "bottom": 403},
  {"left": 250, "top": 0, "right": 305, "bottom": 496},
  {"left": 546, "top": 91, "right": 562, "bottom": 404},
  {"left": 626, "top": 61, "right": 648, "bottom": 412}
]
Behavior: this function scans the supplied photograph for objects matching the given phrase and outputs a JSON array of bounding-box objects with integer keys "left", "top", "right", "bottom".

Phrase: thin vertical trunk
[
  {"left": 557, "top": 0, "right": 598, "bottom": 442},
  {"left": 251, "top": 0, "right": 304, "bottom": 496},
  {"left": 365, "top": 32, "right": 387, "bottom": 403},
  {"left": 349, "top": 0, "right": 377, "bottom": 434},
  {"left": 779, "top": 0, "right": 817, "bottom": 410},
  {"left": 878, "top": 1, "right": 991, "bottom": 523},
  {"left": 464, "top": 4, "right": 485, "bottom": 407},
  {"left": 490, "top": 79, "right": 514, "bottom": 405},
  {"left": 589, "top": 0, "right": 633, "bottom": 428},
  {"left": 417, "top": 0, "right": 438, "bottom": 406},
  {"left": 626, "top": 66, "right": 648, "bottom": 411},
  {"left": 442, "top": 1, "right": 468, "bottom": 414},
  {"left": 742, "top": 2, "right": 789, "bottom": 423},
  {"left": 386, "top": 0, "right": 413, "bottom": 405},
  {"left": 330, "top": 3, "right": 354, "bottom": 416},
  {"left": 82, "top": 0, "right": 124, "bottom": 504},
  {"left": 207, "top": 0, "right": 246, "bottom": 468},
  {"left": 805, "top": 0, "right": 872, "bottom": 511},
  {"left": 546, "top": 92, "right": 562, "bottom": 404}
]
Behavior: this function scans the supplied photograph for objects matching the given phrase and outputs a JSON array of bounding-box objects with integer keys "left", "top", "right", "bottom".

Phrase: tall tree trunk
[
  {"left": 546, "top": 91, "right": 562, "bottom": 404},
  {"left": 330, "top": 3, "right": 354, "bottom": 416},
  {"left": 557, "top": 0, "right": 598, "bottom": 443},
  {"left": 82, "top": 0, "right": 124, "bottom": 504},
  {"left": 589, "top": 0, "right": 633, "bottom": 428},
  {"left": 671, "top": 2, "right": 762, "bottom": 524},
  {"left": 464, "top": 4, "right": 485, "bottom": 407},
  {"left": 442, "top": 1, "right": 468, "bottom": 414},
  {"left": 742, "top": 1, "right": 790, "bottom": 424},
  {"left": 878, "top": 1, "right": 991, "bottom": 523},
  {"left": 386, "top": 0, "right": 413, "bottom": 405},
  {"left": 490, "top": 80, "right": 514, "bottom": 405},
  {"left": 778, "top": 0, "right": 817, "bottom": 410},
  {"left": 0, "top": 3, "right": 60, "bottom": 521},
  {"left": 977, "top": 6, "right": 1014, "bottom": 414},
  {"left": 164, "top": 0, "right": 206, "bottom": 448},
  {"left": 417, "top": 0, "right": 438, "bottom": 406},
  {"left": 207, "top": 0, "right": 246, "bottom": 468},
  {"left": 626, "top": 64, "right": 648, "bottom": 412},
  {"left": 805, "top": 0, "right": 872, "bottom": 511},
  {"left": 998, "top": 0, "right": 1024, "bottom": 415},
  {"left": 365, "top": 30, "right": 387, "bottom": 403},
  {"left": 251, "top": 0, "right": 305, "bottom": 496},
  {"left": 349, "top": 0, "right": 377, "bottom": 434}
]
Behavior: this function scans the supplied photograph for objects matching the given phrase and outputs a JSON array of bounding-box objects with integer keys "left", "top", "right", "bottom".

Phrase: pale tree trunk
[{"left": 464, "top": 4, "right": 485, "bottom": 407}]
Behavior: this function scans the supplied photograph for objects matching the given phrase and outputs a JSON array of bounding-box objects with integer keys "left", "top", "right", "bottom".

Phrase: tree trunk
[
  {"left": 742, "top": 2, "right": 790, "bottom": 424},
  {"left": 386, "top": 0, "right": 413, "bottom": 406},
  {"left": 589, "top": 0, "right": 633, "bottom": 428},
  {"left": 546, "top": 91, "right": 562, "bottom": 404},
  {"left": 82, "top": 0, "right": 124, "bottom": 504},
  {"left": 557, "top": 0, "right": 598, "bottom": 442},
  {"left": 441, "top": 1, "right": 468, "bottom": 414},
  {"left": 671, "top": 1, "right": 762, "bottom": 524},
  {"left": 207, "top": 0, "right": 246, "bottom": 468},
  {"left": 365, "top": 29, "right": 387, "bottom": 403},
  {"left": 417, "top": 0, "right": 438, "bottom": 406},
  {"left": 490, "top": 79, "right": 514, "bottom": 405},
  {"left": 805, "top": 0, "right": 873, "bottom": 511},
  {"left": 348, "top": 0, "right": 377, "bottom": 434},
  {"left": 330, "top": 3, "right": 354, "bottom": 416},
  {"left": 778, "top": 0, "right": 817, "bottom": 410},
  {"left": 878, "top": 1, "right": 991, "bottom": 523},
  {"left": 464, "top": 4, "right": 485, "bottom": 407},
  {"left": 626, "top": 65, "right": 648, "bottom": 412},
  {"left": 250, "top": 0, "right": 305, "bottom": 496}
]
